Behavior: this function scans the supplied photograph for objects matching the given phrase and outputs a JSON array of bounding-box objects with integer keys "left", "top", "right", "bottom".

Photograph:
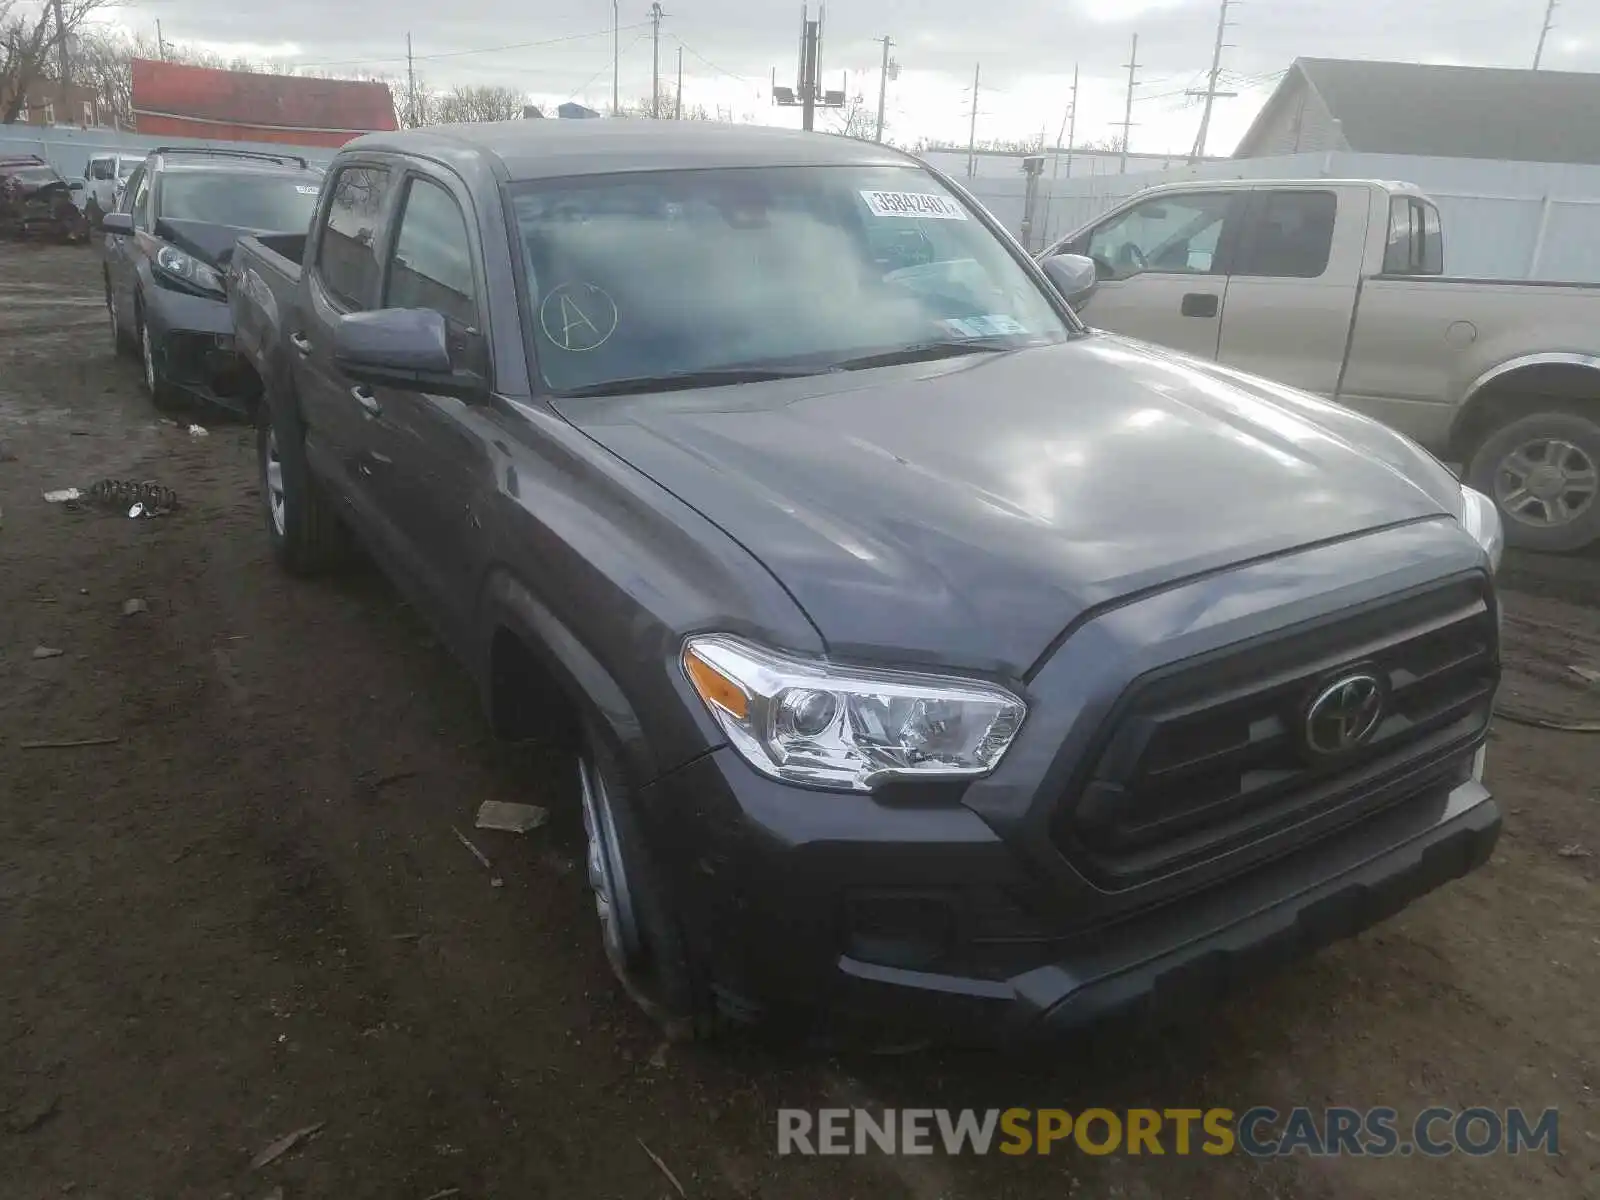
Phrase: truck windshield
[
  {"left": 510, "top": 165, "right": 1073, "bottom": 395},
  {"left": 159, "top": 171, "right": 319, "bottom": 231}
]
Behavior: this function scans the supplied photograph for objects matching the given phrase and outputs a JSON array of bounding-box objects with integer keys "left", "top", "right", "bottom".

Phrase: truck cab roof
[{"left": 341, "top": 119, "right": 918, "bottom": 182}]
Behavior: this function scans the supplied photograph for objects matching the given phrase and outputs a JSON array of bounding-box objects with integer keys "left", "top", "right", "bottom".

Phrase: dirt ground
[{"left": 2, "top": 241, "right": 1596, "bottom": 1200}]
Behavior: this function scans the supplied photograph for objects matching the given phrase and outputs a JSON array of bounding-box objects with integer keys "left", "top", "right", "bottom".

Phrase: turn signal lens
[{"left": 684, "top": 646, "right": 750, "bottom": 720}]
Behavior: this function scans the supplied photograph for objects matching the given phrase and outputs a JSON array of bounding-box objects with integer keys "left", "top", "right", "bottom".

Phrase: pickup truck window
[
  {"left": 89, "top": 158, "right": 113, "bottom": 182},
  {"left": 132, "top": 171, "right": 151, "bottom": 229},
  {"left": 512, "top": 165, "right": 1071, "bottom": 395},
  {"left": 318, "top": 164, "right": 394, "bottom": 310},
  {"left": 1234, "top": 190, "right": 1335, "bottom": 278},
  {"left": 384, "top": 176, "right": 478, "bottom": 330},
  {"left": 1086, "top": 193, "right": 1236, "bottom": 280},
  {"left": 1382, "top": 197, "right": 1445, "bottom": 276}
]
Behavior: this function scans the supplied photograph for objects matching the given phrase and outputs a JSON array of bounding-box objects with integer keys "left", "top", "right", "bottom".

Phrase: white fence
[
  {"left": 1, "top": 124, "right": 336, "bottom": 180},
  {"left": 956, "top": 149, "right": 1600, "bottom": 283}
]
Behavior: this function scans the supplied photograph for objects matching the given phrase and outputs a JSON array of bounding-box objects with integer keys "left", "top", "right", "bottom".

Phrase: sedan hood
[
  {"left": 156, "top": 218, "right": 262, "bottom": 268},
  {"left": 559, "top": 335, "right": 1458, "bottom": 677}
]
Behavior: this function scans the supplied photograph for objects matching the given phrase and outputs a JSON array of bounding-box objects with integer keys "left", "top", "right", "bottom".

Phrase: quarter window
[
  {"left": 1382, "top": 197, "right": 1444, "bottom": 276},
  {"left": 317, "top": 164, "right": 394, "bottom": 310},
  {"left": 1235, "top": 190, "right": 1336, "bottom": 278},
  {"left": 384, "top": 177, "right": 478, "bottom": 329}
]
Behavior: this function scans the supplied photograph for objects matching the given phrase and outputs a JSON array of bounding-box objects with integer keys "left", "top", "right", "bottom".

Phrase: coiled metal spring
[{"left": 85, "top": 479, "right": 179, "bottom": 514}]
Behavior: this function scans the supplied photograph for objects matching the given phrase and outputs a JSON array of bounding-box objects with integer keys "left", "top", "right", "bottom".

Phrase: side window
[
  {"left": 384, "top": 176, "right": 479, "bottom": 329},
  {"left": 116, "top": 167, "right": 142, "bottom": 213},
  {"left": 1383, "top": 197, "right": 1444, "bottom": 276},
  {"left": 1086, "top": 193, "right": 1236, "bottom": 281},
  {"left": 317, "top": 165, "right": 394, "bottom": 311},
  {"left": 130, "top": 170, "right": 151, "bottom": 226},
  {"left": 1235, "top": 190, "right": 1336, "bottom": 278}
]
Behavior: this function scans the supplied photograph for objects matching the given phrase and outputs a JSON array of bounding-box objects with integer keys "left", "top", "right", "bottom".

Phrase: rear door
[
  {"left": 293, "top": 160, "right": 400, "bottom": 536},
  {"left": 1214, "top": 187, "right": 1358, "bottom": 396},
  {"left": 1059, "top": 190, "right": 1245, "bottom": 358}
]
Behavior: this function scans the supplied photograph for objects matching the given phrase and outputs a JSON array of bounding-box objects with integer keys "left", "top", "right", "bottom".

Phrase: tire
[
  {"left": 578, "top": 732, "right": 717, "bottom": 1040},
  {"left": 257, "top": 389, "right": 348, "bottom": 576},
  {"left": 136, "top": 304, "right": 183, "bottom": 412},
  {"left": 1466, "top": 408, "right": 1600, "bottom": 553},
  {"left": 107, "top": 282, "right": 135, "bottom": 357}
]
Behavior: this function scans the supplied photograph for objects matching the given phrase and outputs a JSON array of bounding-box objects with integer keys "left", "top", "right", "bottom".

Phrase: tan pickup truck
[{"left": 1044, "top": 178, "right": 1600, "bottom": 551}]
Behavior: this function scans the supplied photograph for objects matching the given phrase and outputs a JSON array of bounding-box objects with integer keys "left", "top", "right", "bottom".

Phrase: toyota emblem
[{"left": 1304, "top": 672, "right": 1385, "bottom": 756}]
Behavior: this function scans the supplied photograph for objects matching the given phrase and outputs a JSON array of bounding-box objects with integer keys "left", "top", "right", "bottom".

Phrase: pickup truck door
[
  {"left": 1213, "top": 187, "right": 1361, "bottom": 397},
  {"left": 1058, "top": 191, "right": 1244, "bottom": 359},
  {"left": 292, "top": 161, "right": 401, "bottom": 542},
  {"left": 362, "top": 170, "right": 495, "bottom": 651}
]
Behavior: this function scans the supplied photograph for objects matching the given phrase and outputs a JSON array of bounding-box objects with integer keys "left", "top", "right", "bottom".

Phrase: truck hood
[
  {"left": 558, "top": 334, "right": 1461, "bottom": 677},
  {"left": 156, "top": 218, "right": 267, "bottom": 268}
]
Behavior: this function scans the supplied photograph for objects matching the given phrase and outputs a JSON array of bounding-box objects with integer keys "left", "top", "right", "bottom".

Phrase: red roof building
[{"left": 131, "top": 59, "right": 397, "bottom": 148}]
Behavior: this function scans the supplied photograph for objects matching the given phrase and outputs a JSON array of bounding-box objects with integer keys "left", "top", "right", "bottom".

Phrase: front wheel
[
  {"left": 137, "top": 308, "right": 183, "bottom": 411},
  {"left": 1466, "top": 409, "right": 1600, "bottom": 553},
  {"left": 578, "top": 735, "right": 716, "bottom": 1040}
]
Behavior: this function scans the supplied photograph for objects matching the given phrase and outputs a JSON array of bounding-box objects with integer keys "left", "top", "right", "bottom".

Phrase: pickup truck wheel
[
  {"left": 1467, "top": 410, "right": 1600, "bottom": 553},
  {"left": 578, "top": 736, "right": 716, "bottom": 1040},
  {"left": 258, "top": 400, "right": 348, "bottom": 575}
]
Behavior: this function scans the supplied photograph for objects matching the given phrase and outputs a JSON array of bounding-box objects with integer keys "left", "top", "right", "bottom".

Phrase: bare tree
[
  {"left": 2, "top": 0, "right": 114, "bottom": 123},
  {"left": 829, "top": 93, "right": 875, "bottom": 141},
  {"left": 614, "top": 85, "right": 711, "bottom": 120},
  {"left": 434, "top": 84, "right": 525, "bottom": 124}
]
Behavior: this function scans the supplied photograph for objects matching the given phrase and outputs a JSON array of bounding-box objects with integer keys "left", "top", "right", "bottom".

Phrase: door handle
[
  {"left": 1180, "top": 293, "right": 1220, "bottom": 318},
  {"left": 289, "top": 332, "right": 313, "bottom": 354},
  {"left": 351, "top": 385, "right": 382, "bottom": 417}
]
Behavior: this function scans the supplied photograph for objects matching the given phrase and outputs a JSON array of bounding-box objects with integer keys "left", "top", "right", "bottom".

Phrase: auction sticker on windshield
[{"left": 860, "top": 190, "right": 968, "bottom": 220}]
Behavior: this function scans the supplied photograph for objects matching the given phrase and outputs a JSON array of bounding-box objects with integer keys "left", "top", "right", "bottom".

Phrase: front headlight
[
  {"left": 155, "top": 244, "right": 224, "bottom": 294},
  {"left": 682, "top": 635, "right": 1026, "bottom": 792},
  {"left": 1460, "top": 485, "right": 1504, "bottom": 573}
]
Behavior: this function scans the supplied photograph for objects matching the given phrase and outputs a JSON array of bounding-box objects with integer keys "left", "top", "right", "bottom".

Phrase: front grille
[{"left": 1055, "top": 575, "right": 1498, "bottom": 889}]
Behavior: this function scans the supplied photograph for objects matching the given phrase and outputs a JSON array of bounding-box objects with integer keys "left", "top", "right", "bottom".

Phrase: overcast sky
[{"left": 105, "top": 0, "right": 1600, "bottom": 154}]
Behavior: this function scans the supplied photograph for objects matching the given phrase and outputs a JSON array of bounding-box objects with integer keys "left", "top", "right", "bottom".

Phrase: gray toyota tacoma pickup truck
[{"left": 229, "top": 120, "right": 1505, "bottom": 1047}]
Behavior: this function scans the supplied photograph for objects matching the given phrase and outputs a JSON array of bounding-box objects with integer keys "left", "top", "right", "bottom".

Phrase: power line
[
  {"left": 566, "top": 28, "right": 649, "bottom": 104},
  {"left": 672, "top": 36, "right": 751, "bottom": 83},
  {"left": 292, "top": 24, "right": 646, "bottom": 71}
]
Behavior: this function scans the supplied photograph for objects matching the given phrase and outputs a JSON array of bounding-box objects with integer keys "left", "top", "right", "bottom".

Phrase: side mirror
[
  {"left": 333, "top": 308, "right": 486, "bottom": 401},
  {"left": 101, "top": 212, "right": 133, "bottom": 236},
  {"left": 1041, "top": 253, "right": 1099, "bottom": 314}
]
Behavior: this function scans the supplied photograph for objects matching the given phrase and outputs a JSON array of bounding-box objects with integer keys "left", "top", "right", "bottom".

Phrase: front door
[
  {"left": 1061, "top": 191, "right": 1244, "bottom": 360},
  {"left": 366, "top": 171, "right": 495, "bottom": 652},
  {"left": 292, "top": 161, "right": 400, "bottom": 543}
]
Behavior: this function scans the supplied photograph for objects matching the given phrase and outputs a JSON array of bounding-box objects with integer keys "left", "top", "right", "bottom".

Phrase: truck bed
[{"left": 229, "top": 232, "right": 307, "bottom": 387}]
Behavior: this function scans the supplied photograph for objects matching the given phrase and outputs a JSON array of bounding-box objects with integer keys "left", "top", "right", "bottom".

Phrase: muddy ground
[{"left": 2, "top": 241, "right": 1596, "bottom": 1200}]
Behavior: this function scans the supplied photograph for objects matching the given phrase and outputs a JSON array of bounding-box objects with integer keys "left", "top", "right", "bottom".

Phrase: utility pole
[
  {"left": 156, "top": 20, "right": 167, "bottom": 61},
  {"left": 1188, "top": 0, "right": 1238, "bottom": 161},
  {"left": 650, "top": 2, "right": 664, "bottom": 118},
  {"left": 799, "top": 9, "right": 820, "bottom": 132},
  {"left": 874, "top": 35, "right": 893, "bottom": 143},
  {"left": 675, "top": 45, "right": 683, "bottom": 118},
  {"left": 1534, "top": 0, "right": 1558, "bottom": 68},
  {"left": 613, "top": 0, "right": 620, "bottom": 114},
  {"left": 1118, "top": 33, "right": 1139, "bottom": 174},
  {"left": 406, "top": 33, "right": 418, "bottom": 127},
  {"left": 51, "top": 0, "right": 69, "bottom": 95},
  {"left": 966, "top": 63, "right": 980, "bottom": 178},
  {"left": 1052, "top": 63, "right": 1078, "bottom": 183}
]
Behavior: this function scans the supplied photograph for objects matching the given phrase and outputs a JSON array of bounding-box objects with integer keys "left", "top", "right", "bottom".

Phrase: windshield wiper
[
  {"left": 559, "top": 366, "right": 826, "bottom": 398},
  {"left": 827, "top": 338, "right": 1019, "bottom": 372}
]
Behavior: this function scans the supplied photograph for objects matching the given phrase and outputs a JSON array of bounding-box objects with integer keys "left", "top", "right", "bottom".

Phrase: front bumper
[
  {"left": 144, "top": 284, "right": 260, "bottom": 413},
  {"left": 643, "top": 746, "right": 1498, "bottom": 1044}
]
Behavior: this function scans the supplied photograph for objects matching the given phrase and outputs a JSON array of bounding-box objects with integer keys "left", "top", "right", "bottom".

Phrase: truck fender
[
  {"left": 1451, "top": 350, "right": 1600, "bottom": 458},
  {"left": 477, "top": 567, "right": 656, "bottom": 784}
]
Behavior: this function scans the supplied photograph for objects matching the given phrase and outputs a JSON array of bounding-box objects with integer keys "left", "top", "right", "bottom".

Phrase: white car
[{"left": 80, "top": 153, "right": 143, "bottom": 224}]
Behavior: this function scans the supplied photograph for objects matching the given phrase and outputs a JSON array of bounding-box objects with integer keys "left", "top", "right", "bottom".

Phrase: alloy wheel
[
  {"left": 264, "top": 429, "right": 287, "bottom": 537},
  {"left": 1494, "top": 437, "right": 1600, "bottom": 529}
]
